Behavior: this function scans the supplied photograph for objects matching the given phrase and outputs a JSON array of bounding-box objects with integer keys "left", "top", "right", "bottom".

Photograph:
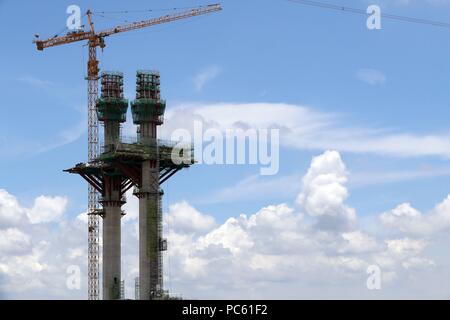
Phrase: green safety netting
[
  {"left": 131, "top": 99, "right": 166, "bottom": 123},
  {"left": 96, "top": 97, "right": 129, "bottom": 122}
]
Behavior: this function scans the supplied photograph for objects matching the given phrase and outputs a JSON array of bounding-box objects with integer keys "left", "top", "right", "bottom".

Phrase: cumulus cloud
[
  {"left": 156, "top": 151, "right": 449, "bottom": 298},
  {"left": 380, "top": 195, "right": 450, "bottom": 236},
  {"left": 0, "top": 190, "right": 67, "bottom": 225},
  {"left": 161, "top": 194, "right": 439, "bottom": 298},
  {"left": 0, "top": 190, "right": 81, "bottom": 299},
  {"left": 166, "top": 201, "right": 216, "bottom": 235},
  {"left": 0, "top": 228, "right": 31, "bottom": 255},
  {"left": 3, "top": 151, "right": 450, "bottom": 299},
  {"left": 339, "top": 231, "right": 379, "bottom": 254},
  {"left": 297, "top": 150, "right": 356, "bottom": 231},
  {"left": 26, "top": 195, "right": 68, "bottom": 224},
  {"left": 0, "top": 190, "right": 25, "bottom": 226}
]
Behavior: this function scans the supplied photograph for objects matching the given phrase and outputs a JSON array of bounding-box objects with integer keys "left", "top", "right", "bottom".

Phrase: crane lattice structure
[{"left": 33, "top": 3, "right": 222, "bottom": 300}]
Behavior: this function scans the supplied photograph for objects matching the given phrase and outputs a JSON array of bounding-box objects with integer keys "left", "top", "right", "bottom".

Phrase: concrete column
[
  {"left": 102, "top": 204, "right": 121, "bottom": 300},
  {"left": 139, "top": 122, "right": 161, "bottom": 300},
  {"left": 102, "top": 179, "right": 122, "bottom": 300},
  {"left": 104, "top": 121, "right": 120, "bottom": 146},
  {"left": 138, "top": 187, "right": 159, "bottom": 300},
  {"left": 102, "top": 120, "right": 122, "bottom": 300}
]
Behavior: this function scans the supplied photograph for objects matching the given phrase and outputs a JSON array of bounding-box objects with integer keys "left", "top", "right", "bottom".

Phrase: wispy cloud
[
  {"left": 36, "top": 120, "right": 86, "bottom": 154},
  {"left": 379, "top": 0, "right": 450, "bottom": 6},
  {"left": 193, "top": 66, "right": 222, "bottom": 92},
  {"left": 0, "top": 120, "right": 86, "bottom": 157},
  {"left": 198, "top": 165, "right": 450, "bottom": 205},
  {"left": 350, "top": 166, "right": 450, "bottom": 187},
  {"left": 17, "top": 75, "right": 55, "bottom": 89},
  {"left": 356, "top": 68, "right": 386, "bottom": 86},
  {"left": 196, "top": 174, "right": 301, "bottom": 205},
  {"left": 161, "top": 102, "right": 450, "bottom": 158}
]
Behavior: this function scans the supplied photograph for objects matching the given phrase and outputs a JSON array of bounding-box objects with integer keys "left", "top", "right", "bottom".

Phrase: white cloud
[
  {"left": 339, "top": 231, "right": 378, "bottom": 254},
  {"left": 197, "top": 217, "right": 254, "bottom": 255},
  {"left": 161, "top": 102, "right": 450, "bottom": 158},
  {"left": 198, "top": 174, "right": 301, "bottom": 204},
  {"left": 377, "top": 0, "right": 450, "bottom": 6},
  {"left": 0, "top": 228, "right": 31, "bottom": 255},
  {"left": 197, "top": 164, "right": 450, "bottom": 207},
  {"left": 0, "top": 120, "right": 86, "bottom": 157},
  {"left": 161, "top": 194, "right": 441, "bottom": 298},
  {"left": 18, "top": 75, "right": 54, "bottom": 89},
  {"left": 385, "top": 238, "right": 427, "bottom": 257},
  {"left": 3, "top": 151, "right": 450, "bottom": 299},
  {"left": 36, "top": 121, "right": 86, "bottom": 154},
  {"left": 402, "top": 257, "right": 435, "bottom": 270},
  {"left": 26, "top": 195, "right": 68, "bottom": 224},
  {"left": 349, "top": 166, "right": 450, "bottom": 188},
  {"left": 122, "top": 189, "right": 138, "bottom": 223},
  {"left": 0, "top": 190, "right": 68, "bottom": 226},
  {"left": 200, "top": 165, "right": 450, "bottom": 206},
  {"left": 166, "top": 201, "right": 216, "bottom": 234},
  {"left": 157, "top": 151, "right": 449, "bottom": 298},
  {"left": 0, "top": 190, "right": 25, "bottom": 226},
  {"left": 356, "top": 69, "right": 386, "bottom": 85},
  {"left": 380, "top": 194, "right": 450, "bottom": 236},
  {"left": 0, "top": 190, "right": 86, "bottom": 299},
  {"left": 297, "top": 150, "right": 356, "bottom": 231},
  {"left": 193, "top": 66, "right": 221, "bottom": 92}
]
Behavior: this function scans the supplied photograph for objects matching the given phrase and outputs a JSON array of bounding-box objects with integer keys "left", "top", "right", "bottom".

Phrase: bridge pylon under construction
[{"left": 65, "top": 70, "right": 194, "bottom": 300}]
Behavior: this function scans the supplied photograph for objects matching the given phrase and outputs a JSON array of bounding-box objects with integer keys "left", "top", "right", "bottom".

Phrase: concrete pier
[
  {"left": 131, "top": 71, "right": 165, "bottom": 299},
  {"left": 96, "top": 71, "right": 128, "bottom": 300},
  {"left": 102, "top": 202, "right": 122, "bottom": 299},
  {"left": 65, "top": 69, "right": 194, "bottom": 300}
]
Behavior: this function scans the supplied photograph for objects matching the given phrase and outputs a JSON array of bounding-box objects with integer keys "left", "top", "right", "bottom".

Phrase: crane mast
[
  {"left": 86, "top": 10, "right": 101, "bottom": 300},
  {"left": 33, "top": 4, "right": 222, "bottom": 300}
]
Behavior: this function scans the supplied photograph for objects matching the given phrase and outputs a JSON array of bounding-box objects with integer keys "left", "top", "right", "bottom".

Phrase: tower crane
[{"left": 33, "top": 3, "right": 222, "bottom": 300}]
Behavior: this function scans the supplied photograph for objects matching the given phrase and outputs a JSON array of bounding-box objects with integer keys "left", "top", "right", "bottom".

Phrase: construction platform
[{"left": 64, "top": 139, "right": 194, "bottom": 195}]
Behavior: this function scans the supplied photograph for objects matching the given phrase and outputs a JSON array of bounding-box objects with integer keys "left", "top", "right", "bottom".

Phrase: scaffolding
[
  {"left": 131, "top": 71, "right": 166, "bottom": 125},
  {"left": 136, "top": 70, "right": 161, "bottom": 100},
  {"left": 135, "top": 277, "right": 139, "bottom": 300},
  {"left": 120, "top": 280, "right": 125, "bottom": 300},
  {"left": 157, "top": 189, "right": 165, "bottom": 293},
  {"left": 96, "top": 72, "right": 128, "bottom": 123}
]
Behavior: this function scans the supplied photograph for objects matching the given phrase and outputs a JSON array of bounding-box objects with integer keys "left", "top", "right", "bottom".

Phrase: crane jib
[
  {"left": 34, "top": 32, "right": 92, "bottom": 50},
  {"left": 98, "top": 5, "right": 222, "bottom": 38},
  {"left": 33, "top": 4, "right": 221, "bottom": 51}
]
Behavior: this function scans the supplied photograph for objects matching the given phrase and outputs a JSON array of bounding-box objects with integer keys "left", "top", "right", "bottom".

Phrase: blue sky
[
  {"left": 2, "top": 0, "right": 450, "bottom": 299},
  {"left": 2, "top": 0, "right": 450, "bottom": 221}
]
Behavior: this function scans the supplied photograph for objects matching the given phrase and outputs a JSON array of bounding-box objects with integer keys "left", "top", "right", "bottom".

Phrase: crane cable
[
  {"left": 93, "top": 5, "right": 210, "bottom": 15},
  {"left": 94, "top": 12, "right": 130, "bottom": 24},
  {"left": 92, "top": 4, "right": 213, "bottom": 29},
  {"left": 43, "top": 5, "right": 212, "bottom": 39},
  {"left": 286, "top": 0, "right": 450, "bottom": 29},
  {"left": 49, "top": 12, "right": 88, "bottom": 38}
]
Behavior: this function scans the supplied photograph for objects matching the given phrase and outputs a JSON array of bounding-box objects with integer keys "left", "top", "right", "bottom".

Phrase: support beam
[
  {"left": 79, "top": 172, "right": 103, "bottom": 194},
  {"left": 121, "top": 179, "right": 134, "bottom": 195},
  {"left": 160, "top": 168, "right": 181, "bottom": 185},
  {"left": 116, "top": 162, "right": 141, "bottom": 186}
]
